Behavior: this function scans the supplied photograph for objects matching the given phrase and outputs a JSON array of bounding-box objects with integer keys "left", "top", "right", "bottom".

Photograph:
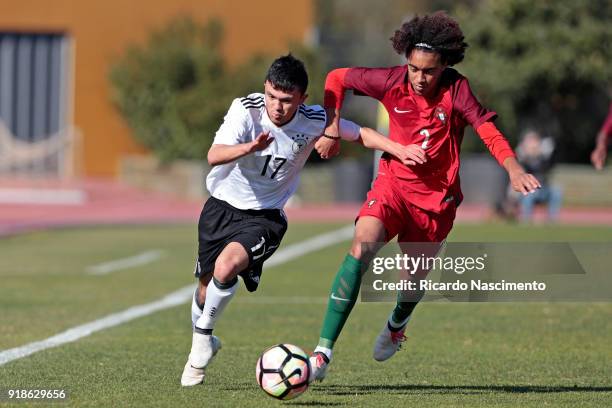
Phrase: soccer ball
[{"left": 256, "top": 344, "right": 311, "bottom": 400}]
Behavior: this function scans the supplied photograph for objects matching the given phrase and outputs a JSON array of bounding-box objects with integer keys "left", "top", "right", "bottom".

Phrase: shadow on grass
[
  {"left": 311, "top": 383, "right": 612, "bottom": 396},
  {"left": 219, "top": 384, "right": 345, "bottom": 405}
]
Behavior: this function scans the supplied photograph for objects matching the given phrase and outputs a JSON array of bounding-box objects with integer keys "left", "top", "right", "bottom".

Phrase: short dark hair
[
  {"left": 390, "top": 11, "right": 468, "bottom": 66},
  {"left": 265, "top": 54, "right": 308, "bottom": 94}
]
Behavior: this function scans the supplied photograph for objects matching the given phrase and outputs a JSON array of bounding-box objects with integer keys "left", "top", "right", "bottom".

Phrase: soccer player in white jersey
[{"left": 181, "top": 54, "right": 431, "bottom": 386}]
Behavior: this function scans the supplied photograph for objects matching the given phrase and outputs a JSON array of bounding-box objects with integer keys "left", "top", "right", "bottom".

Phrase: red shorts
[{"left": 357, "top": 175, "right": 457, "bottom": 243}]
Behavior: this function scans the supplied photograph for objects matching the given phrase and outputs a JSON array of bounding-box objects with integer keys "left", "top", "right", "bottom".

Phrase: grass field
[{"left": 1, "top": 222, "right": 611, "bottom": 407}]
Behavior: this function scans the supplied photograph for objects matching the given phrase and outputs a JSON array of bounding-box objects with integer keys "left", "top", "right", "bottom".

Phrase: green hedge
[{"left": 110, "top": 17, "right": 325, "bottom": 163}]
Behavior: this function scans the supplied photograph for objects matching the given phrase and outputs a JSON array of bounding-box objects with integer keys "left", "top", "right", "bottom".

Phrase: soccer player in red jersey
[{"left": 308, "top": 12, "right": 541, "bottom": 382}]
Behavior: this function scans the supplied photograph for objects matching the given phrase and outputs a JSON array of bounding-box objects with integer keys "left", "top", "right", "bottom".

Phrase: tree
[
  {"left": 109, "top": 17, "right": 324, "bottom": 163},
  {"left": 455, "top": 0, "right": 611, "bottom": 162}
]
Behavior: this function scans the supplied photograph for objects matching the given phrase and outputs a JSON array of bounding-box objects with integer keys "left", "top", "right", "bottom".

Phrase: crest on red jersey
[
  {"left": 435, "top": 107, "right": 448, "bottom": 125},
  {"left": 367, "top": 199, "right": 377, "bottom": 208}
]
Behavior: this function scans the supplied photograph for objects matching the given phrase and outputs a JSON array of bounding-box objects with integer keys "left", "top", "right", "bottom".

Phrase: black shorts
[{"left": 195, "top": 197, "right": 287, "bottom": 292}]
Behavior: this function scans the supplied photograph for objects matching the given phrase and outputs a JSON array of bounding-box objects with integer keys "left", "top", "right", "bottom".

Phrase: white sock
[
  {"left": 191, "top": 288, "right": 204, "bottom": 329},
  {"left": 195, "top": 278, "right": 238, "bottom": 332},
  {"left": 314, "top": 346, "right": 333, "bottom": 361},
  {"left": 388, "top": 313, "right": 411, "bottom": 330}
]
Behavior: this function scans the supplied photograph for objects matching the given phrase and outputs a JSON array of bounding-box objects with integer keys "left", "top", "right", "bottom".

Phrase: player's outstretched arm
[
  {"left": 474, "top": 121, "right": 540, "bottom": 194},
  {"left": 315, "top": 69, "right": 350, "bottom": 159},
  {"left": 592, "top": 104, "right": 612, "bottom": 170},
  {"left": 503, "top": 156, "right": 541, "bottom": 195},
  {"left": 315, "top": 106, "right": 342, "bottom": 159},
  {"left": 207, "top": 132, "right": 273, "bottom": 166},
  {"left": 358, "top": 127, "right": 427, "bottom": 166},
  {"left": 591, "top": 130, "right": 609, "bottom": 170}
]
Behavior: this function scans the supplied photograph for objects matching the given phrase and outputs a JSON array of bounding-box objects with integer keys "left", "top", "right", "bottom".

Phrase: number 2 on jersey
[
  {"left": 261, "top": 155, "right": 287, "bottom": 179},
  {"left": 419, "top": 129, "right": 431, "bottom": 149}
]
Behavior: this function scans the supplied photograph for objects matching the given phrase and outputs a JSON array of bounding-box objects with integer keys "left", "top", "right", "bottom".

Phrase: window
[{"left": 0, "top": 33, "right": 70, "bottom": 175}]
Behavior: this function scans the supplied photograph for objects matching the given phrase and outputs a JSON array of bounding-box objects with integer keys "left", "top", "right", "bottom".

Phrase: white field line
[
  {"left": 86, "top": 250, "right": 165, "bottom": 275},
  {"left": 265, "top": 225, "right": 354, "bottom": 268},
  {"left": 0, "top": 225, "right": 354, "bottom": 366},
  {"left": 0, "top": 286, "right": 194, "bottom": 366}
]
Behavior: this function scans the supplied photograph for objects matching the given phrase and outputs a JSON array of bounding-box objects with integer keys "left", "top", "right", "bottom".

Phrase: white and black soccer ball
[{"left": 256, "top": 343, "right": 311, "bottom": 400}]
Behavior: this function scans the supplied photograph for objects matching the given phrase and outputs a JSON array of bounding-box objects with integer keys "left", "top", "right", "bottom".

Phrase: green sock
[
  {"left": 390, "top": 301, "right": 417, "bottom": 327},
  {"left": 390, "top": 288, "right": 423, "bottom": 328},
  {"left": 318, "top": 254, "right": 364, "bottom": 349}
]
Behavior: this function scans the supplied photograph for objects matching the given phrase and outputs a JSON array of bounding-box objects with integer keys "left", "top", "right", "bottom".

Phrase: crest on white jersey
[{"left": 292, "top": 134, "right": 308, "bottom": 153}]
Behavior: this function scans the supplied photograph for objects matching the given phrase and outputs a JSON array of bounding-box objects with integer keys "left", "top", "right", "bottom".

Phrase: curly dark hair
[{"left": 390, "top": 11, "right": 468, "bottom": 66}]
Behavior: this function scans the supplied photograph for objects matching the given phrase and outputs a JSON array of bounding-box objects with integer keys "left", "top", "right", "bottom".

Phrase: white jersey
[{"left": 206, "top": 93, "right": 360, "bottom": 210}]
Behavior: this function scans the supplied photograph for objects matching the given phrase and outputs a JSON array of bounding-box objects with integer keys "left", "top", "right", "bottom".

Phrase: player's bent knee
[
  {"left": 350, "top": 220, "right": 386, "bottom": 262},
  {"left": 349, "top": 240, "right": 380, "bottom": 263},
  {"left": 213, "top": 242, "right": 249, "bottom": 283},
  {"left": 349, "top": 243, "right": 365, "bottom": 261},
  {"left": 213, "top": 257, "right": 243, "bottom": 284}
]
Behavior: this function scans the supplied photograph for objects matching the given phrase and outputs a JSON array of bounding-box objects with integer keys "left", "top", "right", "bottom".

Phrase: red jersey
[{"left": 326, "top": 66, "right": 515, "bottom": 213}]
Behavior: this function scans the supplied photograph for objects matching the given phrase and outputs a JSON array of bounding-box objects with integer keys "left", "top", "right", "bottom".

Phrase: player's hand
[
  {"left": 591, "top": 146, "right": 607, "bottom": 170},
  {"left": 509, "top": 170, "right": 541, "bottom": 195},
  {"left": 249, "top": 131, "right": 274, "bottom": 153},
  {"left": 315, "top": 136, "right": 340, "bottom": 159},
  {"left": 397, "top": 144, "right": 427, "bottom": 166}
]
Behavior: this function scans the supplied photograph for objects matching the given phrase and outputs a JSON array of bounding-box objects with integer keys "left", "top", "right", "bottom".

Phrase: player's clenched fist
[{"left": 315, "top": 136, "right": 340, "bottom": 159}]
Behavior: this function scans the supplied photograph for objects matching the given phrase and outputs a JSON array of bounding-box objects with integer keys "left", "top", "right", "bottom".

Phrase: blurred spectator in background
[
  {"left": 591, "top": 102, "right": 612, "bottom": 170},
  {"left": 516, "top": 130, "right": 562, "bottom": 223}
]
